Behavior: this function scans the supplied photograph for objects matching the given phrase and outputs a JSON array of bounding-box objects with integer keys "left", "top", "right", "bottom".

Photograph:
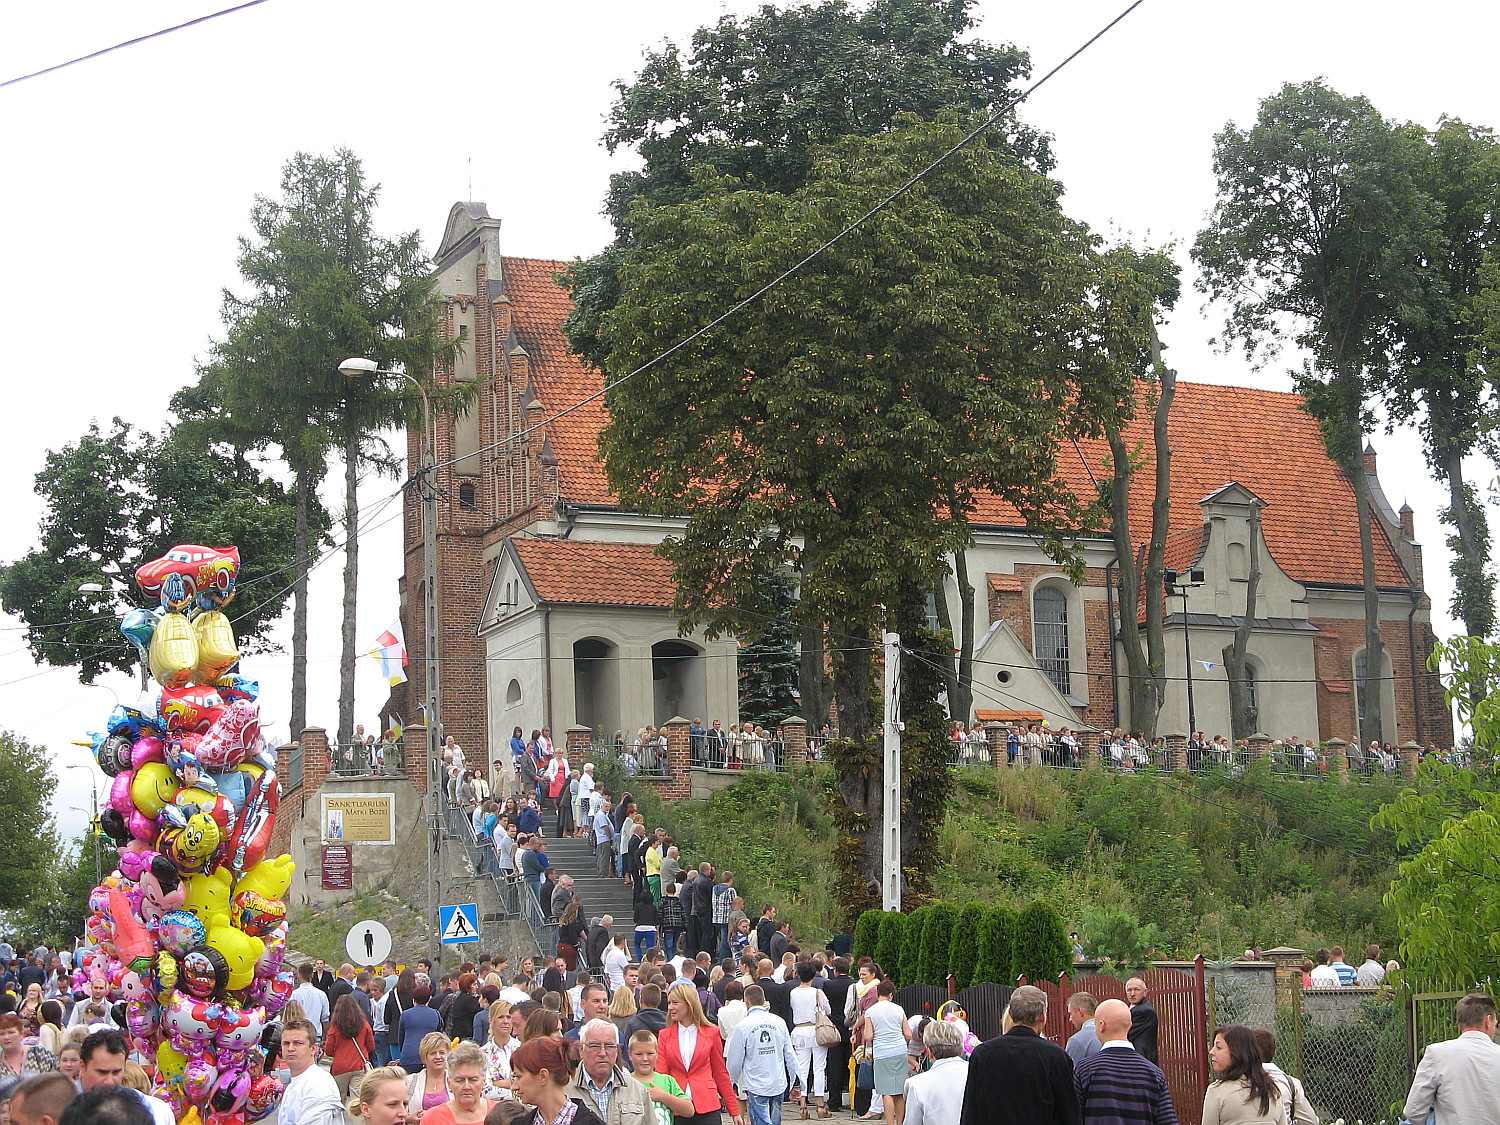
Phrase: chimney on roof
[
  {"left": 1399, "top": 501, "right": 1415, "bottom": 540},
  {"left": 1362, "top": 442, "right": 1377, "bottom": 476}
]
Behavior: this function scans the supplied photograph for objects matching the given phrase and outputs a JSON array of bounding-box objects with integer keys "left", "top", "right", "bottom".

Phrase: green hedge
[
  {"left": 853, "top": 909, "right": 883, "bottom": 963},
  {"left": 1013, "top": 901, "right": 1071, "bottom": 984},
  {"left": 900, "top": 906, "right": 934, "bottom": 987},
  {"left": 919, "top": 902, "right": 960, "bottom": 985},
  {"left": 975, "top": 905, "right": 1017, "bottom": 985},
  {"left": 874, "top": 910, "right": 906, "bottom": 979},
  {"left": 949, "top": 902, "right": 988, "bottom": 989}
]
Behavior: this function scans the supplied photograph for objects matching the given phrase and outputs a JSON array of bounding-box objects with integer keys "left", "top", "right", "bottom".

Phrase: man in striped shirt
[{"left": 1073, "top": 1000, "right": 1177, "bottom": 1125}]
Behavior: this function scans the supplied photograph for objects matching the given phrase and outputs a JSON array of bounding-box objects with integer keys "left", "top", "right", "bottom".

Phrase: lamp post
[
  {"left": 61, "top": 763, "right": 102, "bottom": 886},
  {"left": 339, "top": 357, "right": 442, "bottom": 960},
  {"left": 1164, "top": 567, "right": 1205, "bottom": 737}
]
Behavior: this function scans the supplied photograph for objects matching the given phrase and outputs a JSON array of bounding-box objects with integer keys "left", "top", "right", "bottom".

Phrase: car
[{"left": 136, "top": 545, "right": 240, "bottom": 608}]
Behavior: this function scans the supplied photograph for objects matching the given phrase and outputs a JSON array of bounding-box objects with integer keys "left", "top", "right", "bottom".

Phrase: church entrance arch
[
  {"left": 573, "top": 638, "right": 620, "bottom": 740},
  {"left": 651, "top": 640, "right": 705, "bottom": 726}
]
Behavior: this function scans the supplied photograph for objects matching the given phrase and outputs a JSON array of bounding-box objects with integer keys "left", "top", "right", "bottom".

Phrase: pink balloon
[
  {"left": 127, "top": 809, "right": 158, "bottom": 842},
  {"left": 132, "top": 736, "right": 165, "bottom": 768},
  {"left": 110, "top": 771, "right": 137, "bottom": 814}
]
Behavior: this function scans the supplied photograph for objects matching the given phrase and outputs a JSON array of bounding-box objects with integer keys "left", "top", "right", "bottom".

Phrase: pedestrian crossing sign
[{"left": 439, "top": 902, "right": 480, "bottom": 944}]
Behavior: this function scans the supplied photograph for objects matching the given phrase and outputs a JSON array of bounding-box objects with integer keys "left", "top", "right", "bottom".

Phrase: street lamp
[
  {"left": 61, "top": 763, "right": 102, "bottom": 885},
  {"left": 1165, "top": 567, "right": 1206, "bottom": 737},
  {"left": 339, "top": 357, "right": 442, "bottom": 960}
]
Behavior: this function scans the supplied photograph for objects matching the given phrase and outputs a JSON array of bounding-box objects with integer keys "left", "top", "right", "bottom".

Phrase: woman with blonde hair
[
  {"left": 349, "top": 1065, "right": 410, "bottom": 1124},
  {"left": 609, "top": 985, "right": 639, "bottom": 1038},
  {"left": 481, "top": 1000, "right": 515, "bottom": 1099},
  {"left": 407, "top": 1031, "right": 452, "bottom": 1117},
  {"left": 656, "top": 982, "right": 742, "bottom": 1125}
]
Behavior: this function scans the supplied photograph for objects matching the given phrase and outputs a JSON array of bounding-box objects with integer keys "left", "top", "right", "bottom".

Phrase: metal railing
[
  {"left": 437, "top": 796, "right": 555, "bottom": 958},
  {"left": 329, "top": 739, "right": 406, "bottom": 778}
]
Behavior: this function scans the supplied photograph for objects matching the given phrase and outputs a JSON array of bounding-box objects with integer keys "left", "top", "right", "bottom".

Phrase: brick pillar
[
  {"left": 566, "top": 726, "right": 592, "bottom": 769},
  {"left": 1264, "top": 947, "right": 1307, "bottom": 988},
  {"left": 275, "top": 741, "right": 298, "bottom": 786},
  {"left": 300, "top": 726, "right": 330, "bottom": 792},
  {"left": 1160, "top": 732, "right": 1186, "bottom": 773},
  {"left": 1398, "top": 741, "right": 1421, "bottom": 780},
  {"left": 1081, "top": 727, "right": 1103, "bottom": 772},
  {"left": 782, "top": 717, "right": 807, "bottom": 768},
  {"left": 406, "top": 722, "right": 428, "bottom": 795},
  {"left": 984, "top": 722, "right": 1006, "bottom": 769},
  {"left": 1325, "top": 738, "right": 1349, "bottom": 785},
  {"left": 662, "top": 717, "right": 692, "bottom": 800},
  {"left": 1248, "top": 732, "right": 1271, "bottom": 765}
]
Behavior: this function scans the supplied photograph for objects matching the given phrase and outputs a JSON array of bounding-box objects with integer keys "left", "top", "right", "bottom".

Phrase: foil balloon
[
  {"left": 95, "top": 732, "right": 135, "bottom": 776},
  {"left": 192, "top": 610, "right": 240, "bottom": 684},
  {"left": 161, "top": 685, "right": 225, "bottom": 734},
  {"left": 225, "top": 769, "right": 278, "bottom": 875},
  {"left": 231, "top": 890, "right": 284, "bottom": 938},
  {"left": 179, "top": 946, "right": 229, "bottom": 1000},
  {"left": 108, "top": 886, "right": 156, "bottom": 972},
  {"left": 107, "top": 703, "right": 162, "bottom": 739},
  {"left": 215, "top": 675, "right": 258, "bottom": 703},
  {"left": 164, "top": 740, "right": 219, "bottom": 795},
  {"left": 98, "top": 808, "right": 133, "bottom": 848},
  {"left": 156, "top": 910, "right": 208, "bottom": 957},
  {"left": 245, "top": 1073, "right": 282, "bottom": 1121},
  {"left": 207, "top": 925, "right": 263, "bottom": 992},
  {"left": 174, "top": 787, "right": 233, "bottom": 830},
  {"left": 197, "top": 699, "right": 261, "bottom": 770},
  {"left": 150, "top": 612, "right": 199, "bottom": 689},
  {"left": 209, "top": 767, "right": 247, "bottom": 813},
  {"left": 139, "top": 853, "right": 187, "bottom": 923},
  {"left": 233, "top": 856, "right": 293, "bottom": 904},
  {"left": 109, "top": 771, "right": 137, "bottom": 814},
  {"left": 131, "top": 735, "right": 166, "bottom": 768},
  {"left": 253, "top": 933, "right": 284, "bottom": 979},
  {"left": 156, "top": 951, "right": 179, "bottom": 992},
  {"left": 160, "top": 811, "right": 223, "bottom": 877},
  {"left": 127, "top": 809, "right": 159, "bottom": 843},
  {"left": 120, "top": 607, "right": 161, "bottom": 663},
  {"left": 182, "top": 868, "right": 233, "bottom": 929},
  {"left": 130, "top": 762, "right": 180, "bottom": 817},
  {"left": 260, "top": 970, "right": 294, "bottom": 1016},
  {"left": 136, "top": 545, "right": 240, "bottom": 608},
  {"left": 184, "top": 1051, "right": 220, "bottom": 1104}
]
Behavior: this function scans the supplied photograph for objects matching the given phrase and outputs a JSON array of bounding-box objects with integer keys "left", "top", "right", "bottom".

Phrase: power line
[
  {"left": 424, "top": 0, "right": 1150, "bottom": 477},
  {"left": 1, "top": 0, "right": 271, "bottom": 90}
]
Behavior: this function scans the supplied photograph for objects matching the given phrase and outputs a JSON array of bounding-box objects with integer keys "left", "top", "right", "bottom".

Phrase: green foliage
[
  {"left": 1283, "top": 995, "right": 1408, "bottom": 1125},
  {"left": 1079, "top": 908, "right": 1163, "bottom": 975},
  {"left": 948, "top": 902, "right": 988, "bottom": 990},
  {"left": 21, "top": 834, "right": 98, "bottom": 948},
  {"left": 895, "top": 599, "right": 954, "bottom": 903},
  {"left": 918, "top": 902, "right": 959, "bottom": 986},
  {"left": 899, "top": 905, "right": 933, "bottom": 988},
  {"left": 974, "top": 905, "right": 1016, "bottom": 985},
  {"left": 0, "top": 732, "right": 60, "bottom": 912},
  {"left": 0, "top": 419, "right": 314, "bottom": 681},
  {"left": 738, "top": 571, "right": 801, "bottom": 728},
  {"left": 1013, "top": 901, "right": 1071, "bottom": 985},
  {"left": 874, "top": 910, "right": 906, "bottom": 980},
  {"left": 853, "top": 910, "right": 883, "bottom": 963}
]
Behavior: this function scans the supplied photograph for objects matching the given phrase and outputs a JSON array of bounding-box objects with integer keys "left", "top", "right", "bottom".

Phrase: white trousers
[{"left": 791, "top": 1025, "right": 828, "bottom": 1098}]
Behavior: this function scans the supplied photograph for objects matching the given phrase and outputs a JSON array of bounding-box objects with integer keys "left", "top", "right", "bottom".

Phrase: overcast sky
[{"left": 4, "top": 0, "right": 1497, "bottom": 842}]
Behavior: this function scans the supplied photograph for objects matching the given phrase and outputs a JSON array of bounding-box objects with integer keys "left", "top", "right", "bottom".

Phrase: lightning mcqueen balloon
[{"left": 136, "top": 545, "right": 240, "bottom": 609}]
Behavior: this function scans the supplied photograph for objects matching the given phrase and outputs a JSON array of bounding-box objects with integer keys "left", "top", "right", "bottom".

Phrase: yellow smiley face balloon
[{"left": 131, "top": 763, "right": 181, "bottom": 818}]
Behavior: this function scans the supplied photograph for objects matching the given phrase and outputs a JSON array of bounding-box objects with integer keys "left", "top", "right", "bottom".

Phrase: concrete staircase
[{"left": 542, "top": 833, "right": 637, "bottom": 942}]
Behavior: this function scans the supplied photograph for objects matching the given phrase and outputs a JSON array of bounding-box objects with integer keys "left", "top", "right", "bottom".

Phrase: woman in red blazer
[{"left": 657, "top": 982, "right": 744, "bottom": 1125}]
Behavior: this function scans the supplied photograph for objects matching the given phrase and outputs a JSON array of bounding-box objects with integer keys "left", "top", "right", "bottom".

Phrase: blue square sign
[{"left": 439, "top": 902, "right": 480, "bottom": 945}]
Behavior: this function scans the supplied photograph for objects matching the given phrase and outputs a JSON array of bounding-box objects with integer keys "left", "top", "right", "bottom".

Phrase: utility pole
[
  {"left": 1166, "top": 567, "right": 1205, "bottom": 737},
  {"left": 881, "top": 626, "right": 901, "bottom": 912}
]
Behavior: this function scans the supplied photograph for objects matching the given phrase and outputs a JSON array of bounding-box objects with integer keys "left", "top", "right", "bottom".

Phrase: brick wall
[{"left": 267, "top": 727, "right": 329, "bottom": 861}]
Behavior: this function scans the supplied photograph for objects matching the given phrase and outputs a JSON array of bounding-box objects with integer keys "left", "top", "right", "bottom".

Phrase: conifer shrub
[
  {"left": 1013, "top": 900, "right": 1071, "bottom": 984},
  {"left": 948, "top": 902, "right": 988, "bottom": 989},
  {"left": 873, "top": 910, "right": 906, "bottom": 981},
  {"left": 900, "top": 905, "right": 934, "bottom": 987},
  {"left": 974, "top": 905, "right": 1016, "bottom": 984},
  {"left": 919, "top": 902, "right": 960, "bottom": 985},
  {"left": 853, "top": 909, "right": 883, "bottom": 962}
]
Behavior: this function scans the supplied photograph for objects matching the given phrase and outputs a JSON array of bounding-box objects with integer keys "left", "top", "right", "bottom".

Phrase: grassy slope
[{"left": 639, "top": 763, "right": 1403, "bottom": 958}]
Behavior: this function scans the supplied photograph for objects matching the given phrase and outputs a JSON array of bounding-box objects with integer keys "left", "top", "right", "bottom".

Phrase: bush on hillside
[
  {"left": 853, "top": 909, "right": 883, "bottom": 962},
  {"left": 949, "top": 902, "right": 988, "bottom": 989},
  {"left": 1013, "top": 901, "right": 1071, "bottom": 984},
  {"left": 974, "top": 905, "right": 1016, "bottom": 984},
  {"left": 874, "top": 911, "right": 906, "bottom": 980},
  {"left": 900, "top": 906, "right": 934, "bottom": 987},
  {"left": 1080, "top": 907, "right": 1163, "bottom": 975},
  {"left": 918, "top": 902, "right": 960, "bottom": 985}
]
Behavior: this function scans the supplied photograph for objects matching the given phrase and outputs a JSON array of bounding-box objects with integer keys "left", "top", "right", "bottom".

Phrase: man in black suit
[
  {"left": 691, "top": 863, "right": 716, "bottom": 956},
  {"left": 1124, "top": 977, "right": 1159, "bottom": 1065},
  {"left": 311, "top": 958, "right": 336, "bottom": 994},
  {"left": 586, "top": 916, "right": 612, "bottom": 969},
  {"left": 327, "top": 963, "right": 355, "bottom": 1011},
  {"left": 766, "top": 922, "right": 790, "bottom": 964},
  {"left": 959, "top": 985, "right": 1080, "bottom": 1125},
  {"left": 821, "top": 957, "right": 855, "bottom": 1112}
]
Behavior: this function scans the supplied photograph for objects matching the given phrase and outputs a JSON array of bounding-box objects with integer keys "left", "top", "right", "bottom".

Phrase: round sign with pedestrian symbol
[{"left": 347, "top": 919, "right": 392, "bottom": 966}]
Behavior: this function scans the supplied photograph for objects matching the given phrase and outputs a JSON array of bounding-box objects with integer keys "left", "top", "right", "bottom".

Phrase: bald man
[
  {"left": 11, "top": 1072, "right": 78, "bottom": 1125},
  {"left": 1072, "top": 999, "right": 1176, "bottom": 1125}
]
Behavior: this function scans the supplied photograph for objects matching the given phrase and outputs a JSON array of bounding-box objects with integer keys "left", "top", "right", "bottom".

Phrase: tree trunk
[
  {"left": 795, "top": 540, "right": 835, "bottom": 730},
  {"left": 1222, "top": 501, "right": 1263, "bottom": 738},
  {"left": 337, "top": 416, "right": 360, "bottom": 752},
  {"left": 1443, "top": 446, "right": 1490, "bottom": 707},
  {"left": 833, "top": 620, "right": 875, "bottom": 741},
  {"left": 289, "top": 445, "right": 311, "bottom": 739},
  {"left": 1346, "top": 398, "right": 1386, "bottom": 748},
  {"left": 1109, "top": 432, "right": 1152, "bottom": 736},
  {"left": 832, "top": 617, "right": 882, "bottom": 907},
  {"left": 1143, "top": 328, "right": 1175, "bottom": 738},
  {"left": 933, "top": 543, "right": 975, "bottom": 724}
]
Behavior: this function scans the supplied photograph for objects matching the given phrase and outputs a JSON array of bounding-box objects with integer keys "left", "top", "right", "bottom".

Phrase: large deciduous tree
[
  {"left": 0, "top": 731, "right": 58, "bottom": 912},
  {"left": 174, "top": 150, "right": 451, "bottom": 744},
  {"left": 0, "top": 419, "right": 306, "bottom": 682},
  {"left": 1193, "top": 80, "right": 1442, "bottom": 747}
]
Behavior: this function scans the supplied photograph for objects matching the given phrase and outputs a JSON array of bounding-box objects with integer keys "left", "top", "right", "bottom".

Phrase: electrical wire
[
  {"left": 0, "top": 0, "right": 271, "bottom": 90},
  {"left": 423, "top": 0, "right": 1151, "bottom": 477}
]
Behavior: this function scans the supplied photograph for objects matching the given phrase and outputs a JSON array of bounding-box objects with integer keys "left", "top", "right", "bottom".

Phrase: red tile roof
[
  {"left": 511, "top": 538, "right": 677, "bottom": 608},
  {"left": 500, "top": 259, "right": 1413, "bottom": 591},
  {"left": 975, "top": 709, "right": 1045, "bottom": 723}
]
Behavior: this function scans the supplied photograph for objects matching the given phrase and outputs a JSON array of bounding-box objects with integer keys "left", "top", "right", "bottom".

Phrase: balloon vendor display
[{"left": 79, "top": 545, "right": 293, "bottom": 1124}]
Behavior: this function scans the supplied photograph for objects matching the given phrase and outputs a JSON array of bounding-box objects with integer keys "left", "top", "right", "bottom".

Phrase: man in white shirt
[
  {"left": 903, "top": 1020, "right": 969, "bottom": 1125},
  {"left": 577, "top": 765, "right": 596, "bottom": 838},
  {"left": 289, "top": 962, "right": 331, "bottom": 1038},
  {"left": 77, "top": 1029, "right": 175, "bottom": 1125},
  {"left": 1309, "top": 949, "right": 1341, "bottom": 988},
  {"left": 1404, "top": 992, "right": 1500, "bottom": 1125},
  {"left": 603, "top": 935, "right": 631, "bottom": 994},
  {"left": 277, "top": 1018, "right": 345, "bottom": 1125},
  {"left": 65, "top": 976, "right": 118, "bottom": 1029},
  {"left": 1356, "top": 944, "right": 1387, "bottom": 988}
]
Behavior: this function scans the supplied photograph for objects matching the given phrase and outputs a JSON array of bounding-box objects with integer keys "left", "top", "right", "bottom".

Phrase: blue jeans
[
  {"left": 663, "top": 931, "right": 679, "bottom": 959},
  {"left": 634, "top": 929, "right": 658, "bottom": 960},
  {"left": 373, "top": 1032, "right": 391, "bottom": 1066},
  {"left": 748, "top": 1092, "right": 784, "bottom": 1125},
  {"left": 716, "top": 923, "right": 731, "bottom": 959}
]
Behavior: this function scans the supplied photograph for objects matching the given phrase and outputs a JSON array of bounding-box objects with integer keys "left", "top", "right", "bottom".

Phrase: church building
[{"left": 384, "top": 203, "right": 1452, "bottom": 764}]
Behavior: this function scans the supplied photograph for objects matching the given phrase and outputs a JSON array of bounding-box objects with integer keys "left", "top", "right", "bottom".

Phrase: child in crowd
[{"left": 628, "top": 1031, "right": 694, "bottom": 1125}]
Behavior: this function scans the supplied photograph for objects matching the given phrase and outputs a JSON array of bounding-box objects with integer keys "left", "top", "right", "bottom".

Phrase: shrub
[
  {"left": 853, "top": 909, "right": 883, "bottom": 962},
  {"left": 873, "top": 911, "right": 906, "bottom": 980},
  {"left": 900, "top": 906, "right": 934, "bottom": 987},
  {"left": 974, "top": 905, "right": 1016, "bottom": 985},
  {"left": 1079, "top": 907, "right": 1162, "bottom": 975},
  {"left": 948, "top": 902, "right": 988, "bottom": 989},
  {"left": 1013, "top": 901, "right": 1070, "bottom": 984},
  {"left": 918, "top": 902, "right": 960, "bottom": 985}
]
